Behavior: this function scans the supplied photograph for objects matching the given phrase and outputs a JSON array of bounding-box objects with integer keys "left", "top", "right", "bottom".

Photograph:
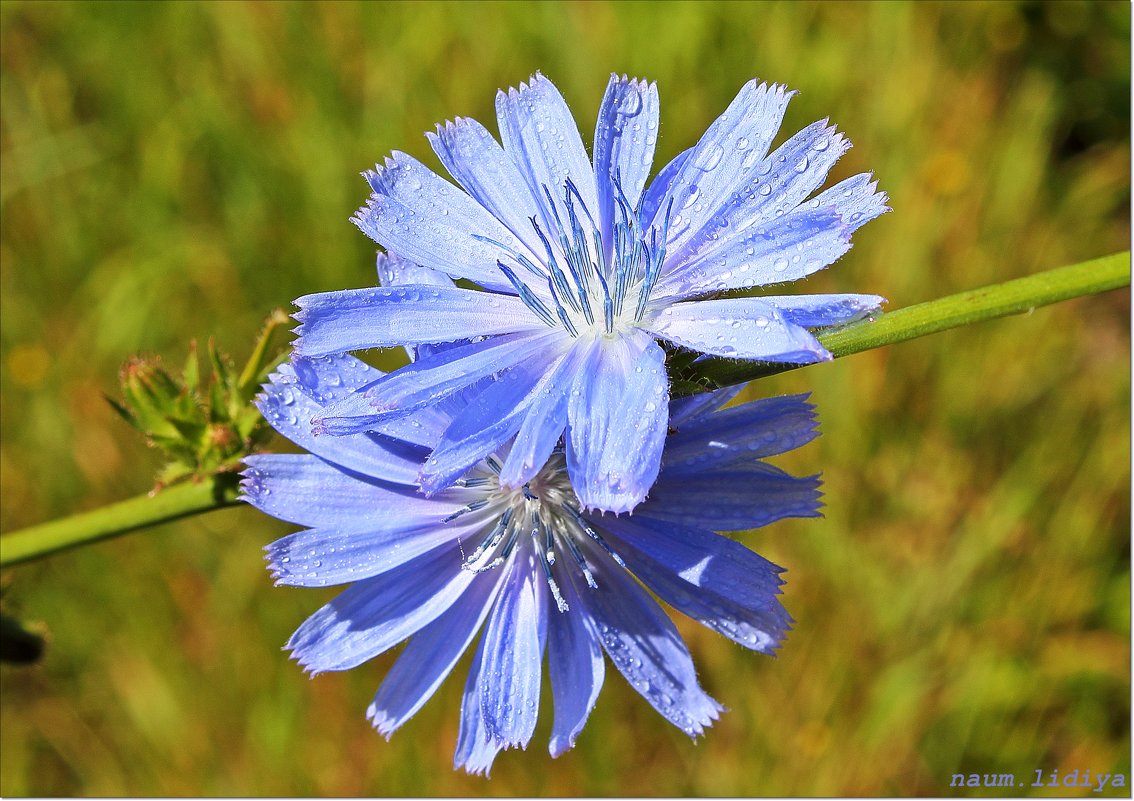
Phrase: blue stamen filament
[
  {"left": 445, "top": 453, "right": 618, "bottom": 608},
  {"left": 491, "top": 175, "right": 666, "bottom": 340}
]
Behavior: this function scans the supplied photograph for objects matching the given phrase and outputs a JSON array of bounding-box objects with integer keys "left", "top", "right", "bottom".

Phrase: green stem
[
  {"left": 685, "top": 250, "right": 1129, "bottom": 391},
  {"left": 0, "top": 251, "right": 1128, "bottom": 568},
  {"left": 0, "top": 473, "right": 241, "bottom": 568}
]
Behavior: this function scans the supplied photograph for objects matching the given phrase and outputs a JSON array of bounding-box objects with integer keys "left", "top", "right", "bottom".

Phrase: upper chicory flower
[
  {"left": 243, "top": 350, "right": 821, "bottom": 775},
  {"left": 293, "top": 73, "right": 886, "bottom": 512}
]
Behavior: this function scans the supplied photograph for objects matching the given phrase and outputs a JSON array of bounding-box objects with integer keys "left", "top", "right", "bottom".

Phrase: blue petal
[
  {"left": 724, "top": 120, "right": 850, "bottom": 234},
  {"left": 644, "top": 297, "right": 830, "bottom": 362},
  {"left": 655, "top": 206, "right": 853, "bottom": 298},
  {"left": 287, "top": 351, "right": 383, "bottom": 395},
  {"left": 669, "top": 119, "right": 852, "bottom": 267},
  {"left": 599, "top": 513, "right": 788, "bottom": 619},
  {"left": 668, "top": 384, "right": 744, "bottom": 429},
  {"left": 478, "top": 551, "right": 546, "bottom": 748},
  {"left": 658, "top": 173, "right": 889, "bottom": 299},
  {"left": 286, "top": 541, "right": 474, "bottom": 674},
  {"left": 454, "top": 635, "right": 504, "bottom": 776},
  {"left": 293, "top": 284, "right": 541, "bottom": 356},
  {"left": 375, "top": 250, "right": 453, "bottom": 289},
  {"left": 241, "top": 453, "right": 467, "bottom": 528},
  {"left": 375, "top": 251, "right": 455, "bottom": 363},
  {"left": 764, "top": 293, "right": 885, "bottom": 328},
  {"left": 322, "top": 402, "right": 456, "bottom": 449},
  {"left": 662, "top": 393, "right": 819, "bottom": 471},
  {"left": 600, "top": 516, "right": 792, "bottom": 654},
  {"left": 496, "top": 73, "right": 599, "bottom": 241},
  {"left": 265, "top": 515, "right": 477, "bottom": 587},
  {"left": 565, "top": 331, "right": 669, "bottom": 513},
  {"left": 593, "top": 75, "right": 658, "bottom": 260},
  {"left": 418, "top": 357, "right": 561, "bottom": 494},
  {"left": 313, "top": 330, "right": 568, "bottom": 435},
  {"left": 643, "top": 462, "right": 823, "bottom": 531},
  {"left": 811, "top": 172, "right": 890, "bottom": 233},
  {"left": 353, "top": 152, "right": 530, "bottom": 294},
  {"left": 367, "top": 570, "right": 504, "bottom": 738},
  {"left": 257, "top": 366, "right": 427, "bottom": 485},
  {"left": 647, "top": 81, "right": 795, "bottom": 250},
  {"left": 497, "top": 339, "right": 593, "bottom": 489},
  {"left": 283, "top": 353, "right": 454, "bottom": 448},
  {"left": 578, "top": 542, "right": 723, "bottom": 736},
  {"left": 547, "top": 570, "right": 605, "bottom": 757},
  {"left": 639, "top": 147, "right": 691, "bottom": 226},
  {"left": 427, "top": 116, "right": 546, "bottom": 260}
]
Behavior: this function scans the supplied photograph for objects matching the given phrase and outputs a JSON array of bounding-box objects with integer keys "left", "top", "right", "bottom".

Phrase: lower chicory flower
[{"left": 242, "top": 352, "right": 822, "bottom": 774}]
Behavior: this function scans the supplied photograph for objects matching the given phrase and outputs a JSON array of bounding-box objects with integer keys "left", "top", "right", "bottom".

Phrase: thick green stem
[
  {"left": 0, "top": 251, "right": 1128, "bottom": 568},
  {"left": 685, "top": 251, "right": 1129, "bottom": 391},
  {"left": 0, "top": 473, "right": 242, "bottom": 568}
]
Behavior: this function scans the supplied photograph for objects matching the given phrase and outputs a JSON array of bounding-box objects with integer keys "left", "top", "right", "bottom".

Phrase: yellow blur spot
[
  {"left": 7, "top": 344, "right": 50, "bottom": 388},
  {"left": 923, "top": 150, "right": 972, "bottom": 198},
  {"left": 795, "top": 720, "right": 832, "bottom": 758}
]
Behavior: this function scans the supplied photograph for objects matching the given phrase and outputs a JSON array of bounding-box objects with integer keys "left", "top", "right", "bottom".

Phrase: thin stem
[
  {"left": 683, "top": 250, "right": 1129, "bottom": 392},
  {"left": 0, "top": 473, "right": 242, "bottom": 568},
  {"left": 237, "top": 308, "right": 291, "bottom": 401},
  {"left": 0, "top": 251, "right": 1127, "bottom": 568}
]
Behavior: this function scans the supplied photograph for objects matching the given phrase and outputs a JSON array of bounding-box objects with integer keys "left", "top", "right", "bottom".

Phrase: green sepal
[
  {"left": 182, "top": 340, "right": 201, "bottom": 394},
  {"left": 107, "top": 310, "right": 291, "bottom": 489}
]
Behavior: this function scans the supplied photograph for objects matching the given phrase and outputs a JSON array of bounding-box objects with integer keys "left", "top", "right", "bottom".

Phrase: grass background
[{"left": 0, "top": 0, "right": 1129, "bottom": 795}]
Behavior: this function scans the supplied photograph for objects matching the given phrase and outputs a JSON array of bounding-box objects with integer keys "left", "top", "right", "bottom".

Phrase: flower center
[
  {"left": 443, "top": 451, "right": 625, "bottom": 612},
  {"left": 481, "top": 176, "right": 673, "bottom": 339}
]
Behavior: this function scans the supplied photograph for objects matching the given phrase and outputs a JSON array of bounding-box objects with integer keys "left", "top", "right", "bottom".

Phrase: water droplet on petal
[{"left": 699, "top": 144, "right": 724, "bottom": 172}]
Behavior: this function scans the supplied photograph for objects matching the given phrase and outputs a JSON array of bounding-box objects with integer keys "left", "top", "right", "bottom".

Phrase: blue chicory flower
[
  {"left": 243, "top": 352, "right": 823, "bottom": 775},
  {"left": 291, "top": 73, "right": 887, "bottom": 514}
]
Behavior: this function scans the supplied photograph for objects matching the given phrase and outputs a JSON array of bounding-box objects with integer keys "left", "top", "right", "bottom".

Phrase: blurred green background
[{"left": 0, "top": 0, "right": 1129, "bottom": 795}]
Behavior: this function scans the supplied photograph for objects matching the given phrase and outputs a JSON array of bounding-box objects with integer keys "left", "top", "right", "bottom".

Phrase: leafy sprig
[{"left": 106, "top": 310, "right": 291, "bottom": 488}]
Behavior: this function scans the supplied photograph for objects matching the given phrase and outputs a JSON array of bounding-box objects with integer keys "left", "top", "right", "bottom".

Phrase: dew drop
[{"left": 699, "top": 145, "right": 724, "bottom": 172}]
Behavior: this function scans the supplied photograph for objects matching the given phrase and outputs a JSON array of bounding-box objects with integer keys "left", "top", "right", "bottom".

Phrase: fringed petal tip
[
  {"left": 237, "top": 466, "right": 266, "bottom": 506},
  {"left": 681, "top": 700, "right": 725, "bottom": 741},
  {"left": 366, "top": 702, "right": 399, "bottom": 742},
  {"left": 607, "top": 72, "right": 657, "bottom": 92},
  {"left": 285, "top": 643, "right": 323, "bottom": 678}
]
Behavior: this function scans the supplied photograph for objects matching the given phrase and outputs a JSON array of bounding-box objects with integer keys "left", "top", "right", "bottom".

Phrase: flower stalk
[
  {"left": 0, "top": 472, "right": 241, "bottom": 567},
  {"left": 0, "top": 250, "right": 1127, "bottom": 569},
  {"left": 679, "top": 250, "right": 1129, "bottom": 392}
]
